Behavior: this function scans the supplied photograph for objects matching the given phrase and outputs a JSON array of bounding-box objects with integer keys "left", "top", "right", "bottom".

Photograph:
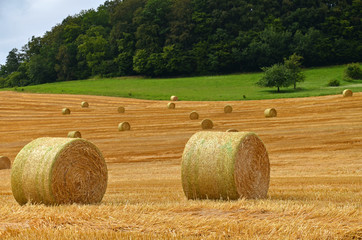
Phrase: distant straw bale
[
  {"left": 181, "top": 131, "right": 270, "bottom": 200},
  {"left": 0, "top": 156, "right": 11, "bottom": 170},
  {"left": 264, "top": 108, "right": 277, "bottom": 118},
  {"left": 201, "top": 119, "right": 213, "bottom": 129},
  {"left": 226, "top": 129, "right": 238, "bottom": 132},
  {"left": 343, "top": 89, "right": 353, "bottom": 97},
  {"left": 11, "top": 137, "right": 108, "bottom": 205},
  {"left": 189, "top": 111, "right": 199, "bottom": 120},
  {"left": 117, "top": 106, "right": 125, "bottom": 113},
  {"left": 118, "top": 122, "right": 131, "bottom": 131},
  {"left": 81, "top": 101, "right": 89, "bottom": 108},
  {"left": 167, "top": 102, "right": 176, "bottom": 109},
  {"left": 68, "top": 131, "right": 82, "bottom": 138},
  {"left": 62, "top": 108, "right": 71, "bottom": 115},
  {"left": 170, "top": 96, "right": 178, "bottom": 101},
  {"left": 224, "top": 105, "right": 233, "bottom": 113}
]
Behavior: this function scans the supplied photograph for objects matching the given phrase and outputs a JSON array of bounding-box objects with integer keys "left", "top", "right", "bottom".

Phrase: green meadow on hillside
[{"left": 4, "top": 65, "right": 362, "bottom": 101}]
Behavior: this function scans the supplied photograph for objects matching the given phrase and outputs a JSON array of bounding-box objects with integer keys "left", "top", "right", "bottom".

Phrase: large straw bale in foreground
[
  {"left": 264, "top": 108, "right": 277, "bottom": 118},
  {"left": 11, "top": 137, "right": 108, "bottom": 205},
  {"left": 181, "top": 131, "right": 270, "bottom": 200},
  {"left": 343, "top": 89, "right": 353, "bottom": 97},
  {"left": 0, "top": 156, "right": 11, "bottom": 170}
]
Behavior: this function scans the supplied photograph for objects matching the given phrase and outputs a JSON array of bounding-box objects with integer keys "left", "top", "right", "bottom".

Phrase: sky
[{"left": 0, "top": 0, "right": 106, "bottom": 65}]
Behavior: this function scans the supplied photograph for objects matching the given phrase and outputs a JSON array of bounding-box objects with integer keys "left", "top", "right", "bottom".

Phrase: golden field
[{"left": 0, "top": 91, "right": 361, "bottom": 239}]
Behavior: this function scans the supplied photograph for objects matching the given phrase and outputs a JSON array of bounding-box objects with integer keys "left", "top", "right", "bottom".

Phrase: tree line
[{"left": 0, "top": 0, "right": 361, "bottom": 88}]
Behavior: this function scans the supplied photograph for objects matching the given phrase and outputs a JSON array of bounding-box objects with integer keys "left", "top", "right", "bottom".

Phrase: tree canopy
[{"left": 0, "top": 0, "right": 361, "bottom": 87}]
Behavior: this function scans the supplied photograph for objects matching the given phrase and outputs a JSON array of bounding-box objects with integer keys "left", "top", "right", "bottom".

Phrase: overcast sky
[{"left": 0, "top": 0, "right": 106, "bottom": 65}]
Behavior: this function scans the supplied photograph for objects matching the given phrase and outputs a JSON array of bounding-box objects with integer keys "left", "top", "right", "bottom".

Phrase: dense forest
[{"left": 0, "top": 0, "right": 361, "bottom": 87}]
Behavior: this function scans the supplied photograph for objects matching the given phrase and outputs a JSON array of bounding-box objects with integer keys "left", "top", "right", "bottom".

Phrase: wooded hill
[{"left": 0, "top": 0, "right": 361, "bottom": 87}]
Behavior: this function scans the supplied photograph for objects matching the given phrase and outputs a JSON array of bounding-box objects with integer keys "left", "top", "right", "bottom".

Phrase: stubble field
[{"left": 0, "top": 91, "right": 361, "bottom": 239}]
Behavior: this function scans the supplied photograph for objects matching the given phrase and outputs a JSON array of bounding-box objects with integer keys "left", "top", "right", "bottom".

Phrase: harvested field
[{"left": 0, "top": 91, "right": 361, "bottom": 239}]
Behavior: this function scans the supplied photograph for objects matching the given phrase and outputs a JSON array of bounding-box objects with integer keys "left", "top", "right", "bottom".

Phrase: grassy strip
[{"left": 3, "top": 65, "right": 362, "bottom": 101}]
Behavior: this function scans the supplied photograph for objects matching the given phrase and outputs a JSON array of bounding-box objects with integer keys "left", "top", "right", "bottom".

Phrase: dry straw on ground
[
  {"left": 0, "top": 156, "right": 11, "bottom": 170},
  {"left": 117, "top": 106, "right": 125, "bottom": 113},
  {"left": 189, "top": 111, "right": 199, "bottom": 120},
  {"left": 224, "top": 105, "right": 233, "bottom": 113},
  {"left": 118, "top": 122, "right": 131, "bottom": 131},
  {"left": 201, "top": 119, "right": 213, "bottom": 129},
  {"left": 181, "top": 131, "right": 270, "bottom": 200},
  {"left": 62, "top": 108, "right": 70, "bottom": 115},
  {"left": 170, "top": 95, "right": 178, "bottom": 101},
  {"left": 226, "top": 129, "right": 239, "bottom": 132},
  {"left": 81, "top": 101, "right": 89, "bottom": 108},
  {"left": 264, "top": 108, "right": 277, "bottom": 118},
  {"left": 67, "top": 131, "right": 82, "bottom": 138},
  {"left": 11, "top": 137, "right": 108, "bottom": 205},
  {"left": 343, "top": 89, "right": 353, "bottom": 97},
  {"left": 167, "top": 102, "right": 176, "bottom": 109}
]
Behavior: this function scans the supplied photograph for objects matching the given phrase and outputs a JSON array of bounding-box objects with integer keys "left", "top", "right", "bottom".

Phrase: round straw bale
[
  {"left": 62, "top": 108, "right": 70, "bottom": 115},
  {"left": 226, "top": 129, "right": 238, "bottom": 132},
  {"left": 11, "top": 137, "right": 108, "bottom": 205},
  {"left": 224, "top": 105, "right": 233, "bottom": 113},
  {"left": 201, "top": 119, "right": 213, "bottom": 129},
  {"left": 264, "top": 108, "right": 277, "bottom": 118},
  {"left": 117, "top": 106, "right": 125, "bottom": 113},
  {"left": 0, "top": 156, "right": 11, "bottom": 170},
  {"left": 118, "top": 122, "right": 130, "bottom": 131},
  {"left": 81, "top": 101, "right": 89, "bottom": 108},
  {"left": 181, "top": 131, "right": 270, "bottom": 200},
  {"left": 67, "top": 131, "right": 81, "bottom": 138},
  {"left": 170, "top": 95, "right": 178, "bottom": 101},
  {"left": 167, "top": 102, "right": 176, "bottom": 109},
  {"left": 189, "top": 111, "right": 199, "bottom": 120},
  {"left": 343, "top": 89, "right": 353, "bottom": 97}
]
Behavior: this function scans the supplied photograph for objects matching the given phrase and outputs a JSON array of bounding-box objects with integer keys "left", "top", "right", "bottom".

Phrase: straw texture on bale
[
  {"left": 181, "top": 131, "right": 270, "bottom": 200},
  {"left": 224, "top": 105, "right": 233, "bottom": 113},
  {"left": 343, "top": 89, "right": 353, "bottom": 97},
  {"left": 118, "top": 122, "right": 130, "bottom": 131},
  {"left": 170, "top": 95, "right": 178, "bottom": 101},
  {"left": 167, "top": 102, "right": 176, "bottom": 109},
  {"left": 11, "top": 137, "right": 108, "bottom": 205},
  {"left": 81, "top": 101, "right": 89, "bottom": 108},
  {"left": 62, "top": 108, "right": 70, "bottom": 115},
  {"left": 264, "top": 108, "right": 277, "bottom": 118},
  {"left": 117, "top": 106, "right": 125, "bottom": 113},
  {"left": 0, "top": 156, "right": 11, "bottom": 170},
  {"left": 67, "top": 131, "right": 82, "bottom": 138},
  {"left": 201, "top": 119, "right": 213, "bottom": 129},
  {"left": 189, "top": 111, "right": 199, "bottom": 120},
  {"left": 226, "top": 129, "right": 239, "bottom": 132}
]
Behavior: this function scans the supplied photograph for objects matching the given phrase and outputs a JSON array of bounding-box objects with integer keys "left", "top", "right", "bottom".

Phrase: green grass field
[{"left": 4, "top": 65, "right": 362, "bottom": 100}]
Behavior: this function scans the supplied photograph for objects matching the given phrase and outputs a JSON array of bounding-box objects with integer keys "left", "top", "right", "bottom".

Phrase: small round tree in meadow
[{"left": 257, "top": 63, "right": 293, "bottom": 92}]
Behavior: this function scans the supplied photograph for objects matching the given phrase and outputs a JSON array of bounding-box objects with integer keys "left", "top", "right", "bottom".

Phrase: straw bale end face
[
  {"left": 201, "top": 119, "right": 213, "bottom": 129},
  {"left": 62, "top": 108, "right": 71, "bottom": 115},
  {"left": 0, "top": 156, "right": 11, "bottom": 170},
  {"left": 118, "top": 106, "right": 125, "bottom": 113},
  {"left": 81, "top": 101, "right": 89, "bottom": 108},
  {"left": 181, "top": 131, "right": 270, "bottom": 200},
  {"left": 68, "top": 131, "right": 82, "bottom": 138},
  {"left": 224, "top": 105, "right": 233, "bottom": 113},
  {"left": 118, "top": 122, "right": 131, "bottom": 131},
  {"left": 343, "top": 89, "right": 353, "bottom": 97},
  {"left": 11, "top": 137, "right": 108, "bottom": 205},
  {"left": 167, "top": 102, "right": 176, "bottom": 109},
  {"left": 170, "top": 95, "right": 178, "bottom": 101},
  {"left": 189, "top": 111, "right": 199, "bottom": 120},
  {"left": 264, "top": 108, "right": 277, "bottom": 118}
]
